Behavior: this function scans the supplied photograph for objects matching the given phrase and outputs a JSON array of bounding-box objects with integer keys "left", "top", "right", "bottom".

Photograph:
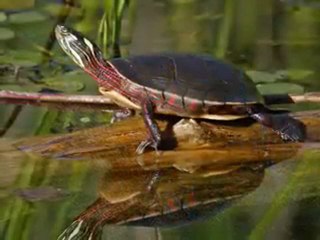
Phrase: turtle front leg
[{"left": 136, "top": 100, "right": 161, "bottom": 154}]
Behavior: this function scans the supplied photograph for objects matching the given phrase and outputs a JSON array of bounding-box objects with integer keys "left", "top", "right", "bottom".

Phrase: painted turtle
[{"left": 55, "top": 25, "right": 305, "bottom": 154}]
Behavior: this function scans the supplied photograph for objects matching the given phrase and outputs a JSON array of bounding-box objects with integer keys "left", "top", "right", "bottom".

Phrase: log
[{"left": 16, "top": 110, "right": 320, "bottom": 172}]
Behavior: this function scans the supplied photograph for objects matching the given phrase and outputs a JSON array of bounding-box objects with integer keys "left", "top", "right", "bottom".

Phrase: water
[{"left": 0, "top": 0, "right": 320, "bottom": 239}]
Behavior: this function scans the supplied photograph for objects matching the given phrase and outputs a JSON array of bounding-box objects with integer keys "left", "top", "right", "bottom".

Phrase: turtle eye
[
  {"left": 56, "top": 25, "right": 68, "bottom": 35},
  {"left": 60, "top": 26, "right": 68, "bottom": 33}
]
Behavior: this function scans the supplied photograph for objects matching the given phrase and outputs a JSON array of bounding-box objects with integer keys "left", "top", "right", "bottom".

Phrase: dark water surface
[{"left": 0, "top": 0, "right": 320, "bottom": 239}]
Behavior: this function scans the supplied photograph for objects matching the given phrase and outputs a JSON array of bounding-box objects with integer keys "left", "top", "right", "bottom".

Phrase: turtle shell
[{"left": 108, "top": 54, "right": 262, "bottom": 105}]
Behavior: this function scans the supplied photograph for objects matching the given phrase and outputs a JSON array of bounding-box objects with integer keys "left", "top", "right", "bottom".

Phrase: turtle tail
[{"left": 248, "top": 106, "right": 306, "bottom": 142}]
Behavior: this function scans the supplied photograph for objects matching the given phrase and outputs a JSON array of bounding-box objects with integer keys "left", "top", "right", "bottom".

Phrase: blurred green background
[{"left": 0, "top": 0, "right": 319, "bottom": 239}]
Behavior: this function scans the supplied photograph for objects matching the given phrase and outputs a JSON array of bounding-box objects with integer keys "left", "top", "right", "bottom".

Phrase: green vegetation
[{"left": 98, "top": 0, "right": 129, "bottom": 57}]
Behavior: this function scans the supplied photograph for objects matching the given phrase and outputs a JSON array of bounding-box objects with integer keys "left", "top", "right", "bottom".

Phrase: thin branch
[
  {"left": 0, "top": 90, "right": 117, "bottom": 110},
  {"left": 0, "top": 90, "right": 319, "bottom": 111}
]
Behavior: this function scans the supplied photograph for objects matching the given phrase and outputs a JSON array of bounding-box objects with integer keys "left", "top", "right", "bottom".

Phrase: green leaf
[
  {"left": 45, "top": 80, "right": 84, "bottom": 93},
  {"left": 44, "top": 71, "right": 88, "bottom": 93},
  {"left": 0, "top": 50, "right": 39, "bottom": 66},
  {"left": 0, "top": 12, "right": 7, "bottom": 22},
  {"left": 9, "top": 11, "right": 47, "bottom": 24},
  {"left": 246, "top": 70, "right": 277, "bottom": 83},
  {"left": 0, "top": 27, "right": 15, "bottom": 41},
  {"left": 0, "top": 84, "right": 42, "bottom": 92},
  {"left": 257, "top": 83, "right": 304, "bottom": 95}
]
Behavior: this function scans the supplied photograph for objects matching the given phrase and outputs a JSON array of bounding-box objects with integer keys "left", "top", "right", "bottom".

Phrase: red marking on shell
[
  {"left": 185, "top": 99, "right": 204, "bottom": 113},
  {"left": 166, "top": 198, "right": 177, "bottom": 210},
  {"left": 188, "top": 100, "right": 200, "bottom": 111},
  {"left": 186, "top": 192, "right": 197, "bottom": 207},
  {"left": 167, "top": 95, "right": 176, "bottom": 106}
]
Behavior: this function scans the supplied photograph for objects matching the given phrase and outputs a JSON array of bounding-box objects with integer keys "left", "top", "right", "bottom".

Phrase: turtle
[{"left": 55, "top": 25, "right": 305, "bottom": 154}]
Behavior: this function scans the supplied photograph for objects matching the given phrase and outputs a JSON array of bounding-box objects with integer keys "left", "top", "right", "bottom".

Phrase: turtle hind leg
[{"left": 248, "top": 107, "right": 306, "bottom": 142}]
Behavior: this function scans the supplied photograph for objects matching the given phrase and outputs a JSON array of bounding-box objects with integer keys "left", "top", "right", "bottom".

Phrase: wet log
[{"left": 16, "top": 110, "right": 320, "bottom": 172}]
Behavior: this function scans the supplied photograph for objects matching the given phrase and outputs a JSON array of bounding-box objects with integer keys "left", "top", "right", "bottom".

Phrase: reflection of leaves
[
  {"left": 0, "top": 28, "right": 15, "bottom": 41},
  {"left": 257, "top": 83, "right": 304, "bottom": 95},
  {"left": 9, "top": 11, "right": 47, "bottom": 24}
]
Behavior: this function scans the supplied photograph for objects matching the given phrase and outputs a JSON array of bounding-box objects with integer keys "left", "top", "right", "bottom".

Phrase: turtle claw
[{"left": 136, "top": 139, "right": 160, "bottom": 155}]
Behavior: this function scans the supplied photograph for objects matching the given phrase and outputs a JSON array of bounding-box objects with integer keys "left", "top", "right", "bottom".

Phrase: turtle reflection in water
[
  {"left": 58, "top": 162, "right": 269, "bottom": 239},
  {"left": 55, "top": 25, "right": 305, "bottom": 154}
]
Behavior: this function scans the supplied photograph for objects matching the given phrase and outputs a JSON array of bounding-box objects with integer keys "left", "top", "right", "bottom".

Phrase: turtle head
[{"left": 55, "top": 25, "right": 103, "bottom": 71}]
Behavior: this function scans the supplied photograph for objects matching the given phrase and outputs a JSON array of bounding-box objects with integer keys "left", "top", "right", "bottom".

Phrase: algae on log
[{"left": 16, "top": 110, "right": 320, "bottom": 172}]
